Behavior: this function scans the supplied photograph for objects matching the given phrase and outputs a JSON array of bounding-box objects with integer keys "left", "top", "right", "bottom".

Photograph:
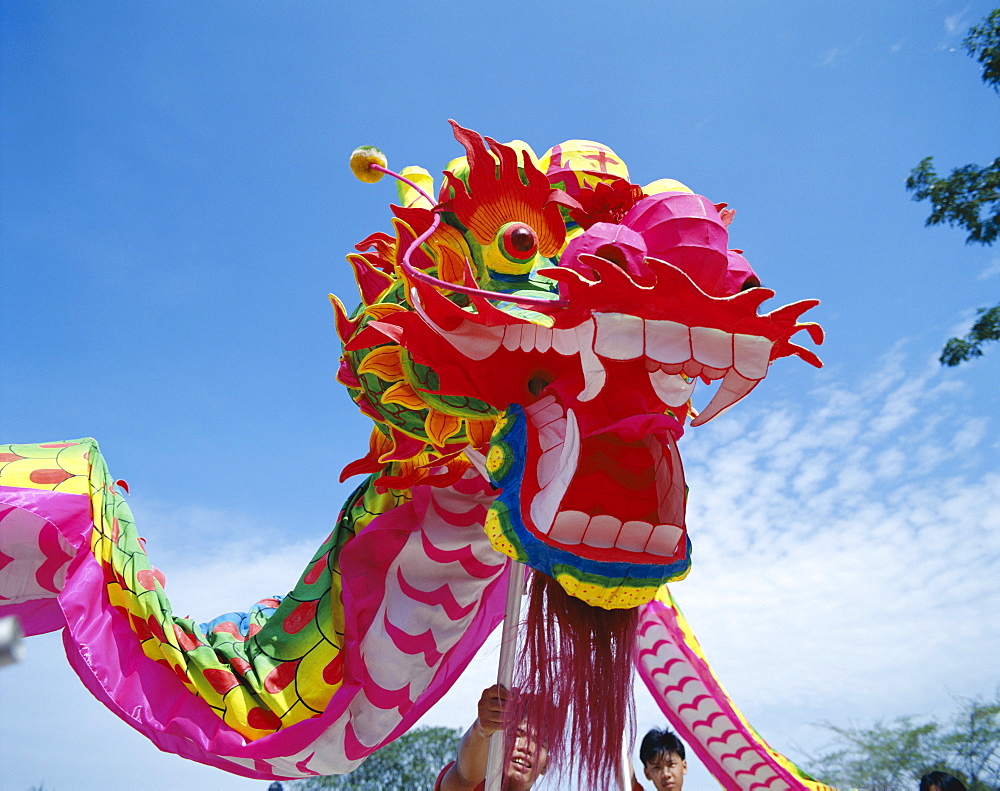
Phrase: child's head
[
  {"left": 640, "top": 728, "right": 687, "bottom": 791},
  {"left": 920, "top": 772, "right": 967, "bottom": 791}
]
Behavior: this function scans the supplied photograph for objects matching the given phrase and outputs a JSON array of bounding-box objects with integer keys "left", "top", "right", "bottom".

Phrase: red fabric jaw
[{"left": 517, "top": 386, "right": 689, "bottom": 567}]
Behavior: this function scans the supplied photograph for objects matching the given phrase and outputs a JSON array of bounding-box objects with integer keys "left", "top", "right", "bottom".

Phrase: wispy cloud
[
  {"left": 819, "top": 33, "right": 866, "bottom": 67},
  {"left": 945, "top": 8, "right": 970, "bottom": 38},
  {"left": 977, "top": 256, "right": 1000, "bottom": 280},
  {"left": 941, "top": 7, "right": 972, "bottom": 51},
  {"left": 819, "top": 47, "right": 841, "bottom": 67},
  {"left": 127, "top": 500, "right": 321, "bottom": 620},
  {"left": 639, "top": 348, "right": 998, "bottom": 775}
]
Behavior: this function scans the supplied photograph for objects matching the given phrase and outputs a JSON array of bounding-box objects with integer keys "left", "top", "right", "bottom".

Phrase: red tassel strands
[{"left": 508, "top": 572, "right": 639, "bottom": 790}]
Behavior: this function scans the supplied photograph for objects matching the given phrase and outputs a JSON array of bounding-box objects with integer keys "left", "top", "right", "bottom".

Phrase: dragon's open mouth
[{"left": 522, "top": 394, "right": 687, "bottom": 565}]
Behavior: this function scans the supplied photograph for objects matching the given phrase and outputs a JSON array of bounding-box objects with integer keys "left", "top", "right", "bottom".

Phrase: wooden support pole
[{"left": 484, "top": 561, "right": 525, "bottom": 791}]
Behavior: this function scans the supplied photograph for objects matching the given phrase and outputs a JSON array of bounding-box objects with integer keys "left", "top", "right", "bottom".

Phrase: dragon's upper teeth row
[
  {"left": 508, "top": 313, "right": 772, "bottom": 379},
  {"left": 413, "top": 291, "right": 769, "bottom": 422},
  {"left": 442, "top": 313, "right": 772, "bottom": 380}
]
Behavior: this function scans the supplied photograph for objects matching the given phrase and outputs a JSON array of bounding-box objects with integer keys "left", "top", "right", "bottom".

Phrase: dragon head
[{"left": 335, "top": 122, "right": 823, "bottom": 610}]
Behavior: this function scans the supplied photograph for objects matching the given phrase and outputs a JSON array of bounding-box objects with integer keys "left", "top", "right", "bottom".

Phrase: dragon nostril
[
  {"left": 740, "top": 276, "right": 761, "bottom": 291},
  {"left": 528, "top": 375, "right": 552, "bottom": 397},
  {"left": 594, "top": 244, "right": 629, "bottom": 270}
]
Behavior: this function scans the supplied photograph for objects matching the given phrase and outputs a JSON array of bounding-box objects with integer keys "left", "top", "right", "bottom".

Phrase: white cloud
[
  {"left": 661, "top": 348, "right": 998, "bottom": 776},
  {"left": 945, "top": 9, "right": 970, "bottom": 37},
  {"left": 977, "top": 256, "right": 1000, "bottom": 280},
  {"left": 127, "top": 499, "right": 321, "bottom": 620},
  {"left": 819, "top": 47, "right": 841, "bottom": 67}
]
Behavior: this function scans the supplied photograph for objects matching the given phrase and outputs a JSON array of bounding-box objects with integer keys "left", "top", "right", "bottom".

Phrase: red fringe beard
[{"left": 506, "top": 571, "right": 639, "bottom": 790}]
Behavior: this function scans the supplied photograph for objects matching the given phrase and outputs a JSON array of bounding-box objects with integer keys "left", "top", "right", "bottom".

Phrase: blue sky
[{"left": 1, "top": 2, "right": 998, "bottom": 789}]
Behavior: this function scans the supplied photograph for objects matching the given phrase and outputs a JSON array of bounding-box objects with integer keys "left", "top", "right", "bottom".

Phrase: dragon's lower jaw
[
  {"left": 526, "top": 396, "right": 686, "bottom": 562},
  {"left": 484, "top": 398, "right": 691, "bottom": 609}
]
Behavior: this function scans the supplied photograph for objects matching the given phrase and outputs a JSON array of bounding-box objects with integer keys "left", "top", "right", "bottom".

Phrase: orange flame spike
[{"left": 446, "top": 121, "right": 566, "bottom": 257}]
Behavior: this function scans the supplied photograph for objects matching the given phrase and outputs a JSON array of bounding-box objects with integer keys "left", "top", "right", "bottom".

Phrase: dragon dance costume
[{"left": 0, "top": 122, "right": 829, "bottom": 790}]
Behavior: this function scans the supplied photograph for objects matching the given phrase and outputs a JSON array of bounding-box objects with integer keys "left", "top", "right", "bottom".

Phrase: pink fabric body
[{"left": 0, "top": 479, "right": 508, "bottom": 779}]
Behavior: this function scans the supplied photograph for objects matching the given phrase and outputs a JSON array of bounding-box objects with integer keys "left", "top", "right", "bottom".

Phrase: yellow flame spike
[
  {"left": 397, "top": 166, "right": 435, "bottom": 209},
  {"left": 465, "top": 417, "right": 497, "bottom": 447},
  {"left": 382, "top": 380, "right": 427, "bottom": 410},
  {"left": 425, "top": 410, "right": 463, "bottom": 448},
  {"left": 357, "top": 346, "right": 405, "bottom": 381},
  {"left": 436, "top": 244, "right": 470, "bottom": 287},
  {"left": 362, "top": 303, "right": 407, "bottom": 322}
]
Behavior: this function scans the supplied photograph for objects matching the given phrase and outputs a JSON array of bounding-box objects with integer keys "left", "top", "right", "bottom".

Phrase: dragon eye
[{"left": 500, "top": 222, "right": 539, "bottom": 261}]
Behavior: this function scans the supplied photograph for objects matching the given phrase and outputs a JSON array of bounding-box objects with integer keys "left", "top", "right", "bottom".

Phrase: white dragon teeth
[
  {"left": 416, "top": 297, "right": 774, "bottom": 416},
  {"left": 534, "top": 326, "right": 553, "bottom": 353},
  {"left": 690, "top": 326, "right": 733, "bottom": 370},
  {"left": 576, "top": 320, "right": 607, "bottom": 403},
  {"left": 588, "top": 314, "right": 775, "bottom": 380},
  {"left": 528, "top": 394, "right": 568, "bottom": 469},
  {"left": 529, "top": 407, "right": 580, "bottom": 534},
  {"left": 586, "top": 315, "right": 775, "bottom": 409},
  {"left": 645, "top": 524, "right": 684, "bottom": 556},
  {"left": 525, "top": 393, "right": 562, "bottom": 426},
  {"left": 690, "top": 369, "right": 759, "bottom": 427},
  {"left": 648, "top": 370, "right": 697, "bottom": 408},
  {"left": 550, "top": 510, "right": 590, "bottom": 543},
  {"left": 734, "top": 333, "right": 771, "bottom": 379},
  {"left": 552, "top": 326, "right": 579, "bottom": 355},
  {"left": 594, "top": 313, "right": 644, "bottom": 360},
  {"left": 501, "top": 323, "right": 522, "bottom": 351},
  {"left": 615, "top": 520, "right": 655, "bottom": 552},
  {"left": 519, "top": 323, "right": 537, "bottom": 352},
  {"left": 581, "top": 514, "right": 622, "bottom": 548},
  {"left": 547, "top": 510, "right": 683, "bottom": 557},
  {"left": 646, "top": 318, "right": 692, "bottom": 364}
]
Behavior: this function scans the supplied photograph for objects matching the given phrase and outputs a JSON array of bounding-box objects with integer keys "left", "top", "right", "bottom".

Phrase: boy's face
[
  {"left": 505, "top": 724, "right": 548, "bottom": 791},
  {"left": 643, "top": 749, "right": 687, "bottom": 791}
]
